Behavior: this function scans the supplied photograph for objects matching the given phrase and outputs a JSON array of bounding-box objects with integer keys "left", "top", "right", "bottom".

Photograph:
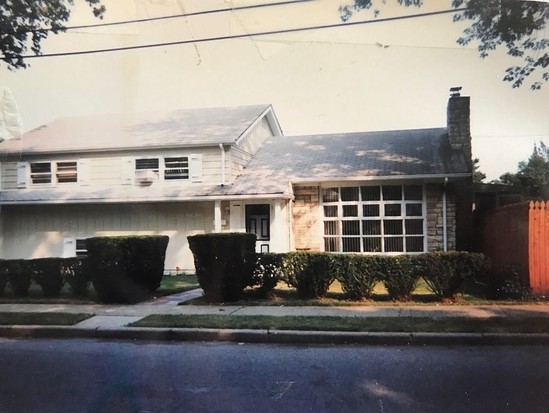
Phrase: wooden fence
[
  {"left": 529, "top": 201, "right": 549, "bottom": 294},
  {"left": 479, "top": 201, "right": 549, "bottom": 295}
]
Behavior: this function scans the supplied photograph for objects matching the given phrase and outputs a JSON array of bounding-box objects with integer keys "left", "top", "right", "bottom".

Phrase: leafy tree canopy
[
  {"left": 0, "top": 0, "right": 105, "bottom": 70},
  {"left": 339, "top": 0, "right": 549, "bottom": 90},
  {"left": 496, "top": 142, "right": 549, "bottom": 198},
  {"left": 472, "top": 157, "right": 486, "bottom": 183}
]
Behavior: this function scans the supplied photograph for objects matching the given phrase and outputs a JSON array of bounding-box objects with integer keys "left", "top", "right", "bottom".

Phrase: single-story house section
[{"left": 0, "top": 89, "right": 473, "bottom": 272}]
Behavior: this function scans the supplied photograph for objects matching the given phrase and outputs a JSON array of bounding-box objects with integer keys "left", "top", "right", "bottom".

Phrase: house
[{"left": 0, "top": 89, "right": 473, "bottom": 272}]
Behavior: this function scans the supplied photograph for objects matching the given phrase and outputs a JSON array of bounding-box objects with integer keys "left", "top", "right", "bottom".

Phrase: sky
[{"left": 1, "top": 0, "right": 548, "bottom": 181}]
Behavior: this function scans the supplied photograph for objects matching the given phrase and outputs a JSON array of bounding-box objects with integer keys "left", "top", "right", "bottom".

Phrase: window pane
[
  {"left": 30, "top": 163, "right": 51, "bottom": 174},
  {"left": 362, "top": 220, "right": 381, "bottom": 235},
  {"left": 30, "top": 162, "right": 52, "bottom": 184},
  {"left": 343, "top": 205, "right": 358, "bottom": 217},
  {"left": 341, "top": 187, "right": 359, "bottom": 201},
  {"left": 383, "top": 186, "right": 402, "bottom": 200},
  {"left": 385, "top": 237, "right": 404, "bottom": 252},
  {"left": 362, "top": 204, "right": 380, "bottom": 217},
  {"left": 404, "top": 185, "right": 423, "bottom": 201},
  {"left": 343, "top": 237, "right": 361, "bottom": 252},
  {"left": 405, "top": 219, "right": 423, "bottom": 235},
  {"left": 363, "top": 237, "right": 381, "bottom": 252},
  {"left": 56, "top": 161, "right": 77, "bottom": 183},
  {"left": 342, "top": 221, "right": 360, "bottom": 235},
  {"left": 164, "top": 157, "right": 189, "bottom": 180},
  {"left": 324, "top": 221, "right": 339, "bottom": 236},
  {"left": 324, "top": 206, "right": 338, "bottom": 218},
  {"left": 136, "top": 158, "right": 159, "bottom": 170},
  {"left": 324, "top": 237, "right": 340, "bottom": 252},
  {"left": 406, "top": 203, "right": 423, "bottom": 217},
  {"left": 406, "top": 237, "right": 424, "bottom": 252},
  {"left": 384, "top": 204, "right": 401, "bottom": 217},
  {"left": 322, "top": 188, "right": 339, "bottom": 203},
  {"left": 361, "top": 186, "right": 380, "bottom": 201},
  {"left": 384, "top": 220, "right": 403, "bottom": 235}
]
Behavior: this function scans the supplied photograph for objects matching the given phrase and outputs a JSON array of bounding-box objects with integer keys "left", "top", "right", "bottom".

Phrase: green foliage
[
  {"left": 30, "top": 258, "right": 64, "bottom": 297},
  {"left": 417, "top": 252, "right": 488, "bottom": 300},
  {"left": 188, "top": 233, "right": 257, "bottom": 303},
  {"left": 339, "top": 0, "right": 549, "bottom": 89},
  {"left": 87, "top": 236, "right": 169, "bottom": 303},
  {"left": 472, "top": 158, "right": 486, "bottom": 183},
  {"left": 252, "top": 253, "right": 286, "bottom": 297},
  {"left": 334, "top": 254, "right": 381, "bottom": 300},
  {"left": 1, "top": 0, "right": 105, "bottom": 70},
  {"left": 61, "top": 258, "right": 91, "bottom": 297},
  {"left": 380, "top": 255, "right": 420, "bottom": 302},
  {"left": 482, "top": 265, "right": 534, "bottom": 300},
  {"left": 497, "top": 142, "right": 549, "bottom": 199},
  {"left": 0, "top": 260, "right": 8, "bottom": 296},
  {"left": 283, "top": 252, "right": 336, "bottom": 299},
  {"left": 2, "top": 260, "right": 32, "bottom": 296}
]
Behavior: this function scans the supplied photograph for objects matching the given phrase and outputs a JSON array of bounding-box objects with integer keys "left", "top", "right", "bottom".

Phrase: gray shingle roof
[
  {"left": 226, "top": 128, "right": 470, "bottom": 196},
  {"left": 0, "top": 105, "right": 272, "bottom": 154}
]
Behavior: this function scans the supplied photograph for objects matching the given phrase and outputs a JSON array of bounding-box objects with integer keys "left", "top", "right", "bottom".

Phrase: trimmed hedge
[
  {"left": 87, "top": 236, "right": 169, "bottom": 303},
  {"left": 417, "top": 252, "right": 488, "bottom": 300},
  {"left": 334, "top": 254, "right": 381, "bottom": 301},
  {"left": 4, "top": 260, "right": 32, "bottom": 296},
  {"left": 62, "top": 257, "right": 91, "bottom": 297},
  {"left": 283, "top": 252, "right": 336, "bottom": 299},
  {"left": 252, "top": 253, "right": 285, "bottom": 297},
  {"left": 31, "top": 258, "right": 64, "bottom": 297},
  {"left": 379, "top": 255, "right": 421, "bottom": 302},
  {"left": 188, "top": 233, "right": 257, "bottom": 303}
]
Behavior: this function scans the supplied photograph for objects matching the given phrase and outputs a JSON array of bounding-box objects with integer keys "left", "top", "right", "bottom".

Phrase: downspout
[
  {"left": 219, "top": 143, "right": 226, "bottom": 185},
  {"left": 443, "top": 177, "right": 448, "bottom": 252}
]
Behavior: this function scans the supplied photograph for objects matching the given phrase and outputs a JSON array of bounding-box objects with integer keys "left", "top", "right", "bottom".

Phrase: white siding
[
  {"left": 237, "top": 116, "right": 274, "bottom": 156},
  {"left": 0, "top": 202, "right": 215, "bottom": 272}
]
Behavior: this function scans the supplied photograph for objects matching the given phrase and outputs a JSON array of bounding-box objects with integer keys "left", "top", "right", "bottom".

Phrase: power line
[
  {"left": 54, "top": 0, "right": 313, "bottom": 31},
  {"left": 21, "top": 8, "right": 467, "bottom": 60}
]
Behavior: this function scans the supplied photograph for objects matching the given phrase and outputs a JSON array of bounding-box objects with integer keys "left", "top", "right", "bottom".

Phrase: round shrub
[
  {"left": 380, "top": 255, "right": 420, "bottom": 302},
  {"left": 31, "top": 258, "right": 64, "bottom": 297},
  {"left": 283, "top": 252, "right": 335, "bottom": 300},
  {"left": 335, "top": 254, "right": 381, "bottom": 301},
  {"left": 5, "top": 260, "right": 32, "bottom": 296},
  {"left": 62, "top": 257, "right": 91, "bottom": 297}
]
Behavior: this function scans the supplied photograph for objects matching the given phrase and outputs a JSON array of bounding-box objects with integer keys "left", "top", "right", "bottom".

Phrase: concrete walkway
[{"left": 1, "top": 289, "right": 549, "bottom": 345}]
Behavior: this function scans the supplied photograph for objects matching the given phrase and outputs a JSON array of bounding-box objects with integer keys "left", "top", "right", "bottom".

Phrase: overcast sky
[{"left": 2, "top": 0, "right": 548, "bottom": 180}]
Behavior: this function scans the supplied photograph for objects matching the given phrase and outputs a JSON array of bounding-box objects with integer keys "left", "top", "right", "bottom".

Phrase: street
[{"left": 1, "top": 338, "right": 548, "bottom": 412}]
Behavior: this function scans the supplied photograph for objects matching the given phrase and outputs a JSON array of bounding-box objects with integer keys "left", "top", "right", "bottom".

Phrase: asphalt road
[{"left": 1, "top": 338, "right": 549, "bottom": 413}]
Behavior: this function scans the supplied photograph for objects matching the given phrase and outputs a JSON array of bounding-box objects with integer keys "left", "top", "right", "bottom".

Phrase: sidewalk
[{"left": 1, "top": 289, "right": 549, "bottom": 345}]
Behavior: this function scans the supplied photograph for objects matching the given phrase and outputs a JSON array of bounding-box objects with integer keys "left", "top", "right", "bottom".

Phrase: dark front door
[{"left": 246, "top": 204, "right": 270, "bottom": 253}]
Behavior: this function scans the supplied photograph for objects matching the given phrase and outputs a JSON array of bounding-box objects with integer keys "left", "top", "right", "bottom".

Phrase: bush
[
  {"left": 3, "top": 260, "right": 32, "bottom": 296},
  {"left": 283, "top": 252, "right": 336, "bottom": 299},
  {"left": 334, "top": 254, "right": 381, "bottom": 301},
  {"left": 418, "top": 252, "right": 488, "bottom": 300},
  {"left": 251, "top": 253, "right": 285, "bottom": 297},
  {"left": 31, "top": 258, "right": 64, "bottom": 297},
  {"left": 62, "top": 258, "right": 91, "bottom": 297},
  {"left": 0, "top": 260, "right": 8, "bottom": 296},
  {"left": 87, "top": 236, "right": 169, "bottom": 303},
  {"left": 380, "top": 255, "right": 420, "bottom": 302},
  {"left": 483, "top": 265, "right": 534, "bottom": 300},
  {"left": 188, "top": 233, "right": 257, "bottom": 303}
]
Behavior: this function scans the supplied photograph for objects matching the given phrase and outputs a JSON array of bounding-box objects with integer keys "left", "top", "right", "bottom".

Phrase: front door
[{"left": 245, "top": 204, "right": 270, "bottom": 253}]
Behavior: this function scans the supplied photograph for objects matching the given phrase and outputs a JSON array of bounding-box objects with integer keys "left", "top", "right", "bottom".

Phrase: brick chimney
[{"left": 447, "top": 87, "right": 472, "bottom": 170}]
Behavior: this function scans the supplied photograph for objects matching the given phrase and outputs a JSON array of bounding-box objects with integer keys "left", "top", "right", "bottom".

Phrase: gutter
[
  {"left": 219, "top": 143, "right": 226, "bottom": 185},
  {"left": 443, "top": 177, "right": 448, "bottom": 252},
  {"left": 291, "top": 173, "right": 471, "bottom": 185}
]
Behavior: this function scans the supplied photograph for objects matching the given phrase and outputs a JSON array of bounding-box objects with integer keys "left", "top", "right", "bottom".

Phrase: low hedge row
[
  {"left": 252, "top": 251, "right": 490, "bottom": 302},
  {"left": 0, "top": 258, "right": 91, "bottom": 298}
]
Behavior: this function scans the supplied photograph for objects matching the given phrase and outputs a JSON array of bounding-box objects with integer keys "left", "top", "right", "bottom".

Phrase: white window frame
[
  {"left": 321, "top": 184, "right": 427, "bottom": 254},
  {"left": 134, "top": 155, "right": 200, "bottom": 183},
  {"left": 28, "top": 161, "right": 78, "bottom": 186}
]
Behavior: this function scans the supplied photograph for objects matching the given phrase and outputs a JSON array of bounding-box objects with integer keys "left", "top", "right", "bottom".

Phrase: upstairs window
[
  {"left": 29, "top": 161, "right": 78, "bottom": 185},
  {"left": 164, "top": 157, "right": 189, "bottom": 180}
]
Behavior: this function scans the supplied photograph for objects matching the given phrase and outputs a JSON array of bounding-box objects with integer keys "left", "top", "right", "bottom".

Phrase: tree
[
  {"left": 339, "top": 0, "right": 549, "bottom": 90},
  {"left": 497, "top": 142, "right": 549, "bottom": 198},
  {"left": 472, "top": 158, "right": 486, "bottom": 183},
  {"left": 0, "top": 0, "right": 105, "bottom": 70}
]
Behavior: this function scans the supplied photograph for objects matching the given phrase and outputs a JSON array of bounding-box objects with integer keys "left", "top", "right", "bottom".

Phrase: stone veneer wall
[
  {"left": 292, "top": 185, "right": 321, "bottom": 251},
  {"left": 426, "top": 183, "right": 456, "bottom": 251}
]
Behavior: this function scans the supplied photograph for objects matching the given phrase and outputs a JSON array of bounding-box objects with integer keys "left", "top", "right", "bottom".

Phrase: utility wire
[
  {"left": 42, "top": 0, "right": 313, "bottom": 32},
  {"left": 21, "top": 8, "right": 468, "bottom": 60}
]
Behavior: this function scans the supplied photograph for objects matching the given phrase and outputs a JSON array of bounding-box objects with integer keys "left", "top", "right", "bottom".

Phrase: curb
[{"left": 1, "top": 326, "right": 549, "bottom": 346}]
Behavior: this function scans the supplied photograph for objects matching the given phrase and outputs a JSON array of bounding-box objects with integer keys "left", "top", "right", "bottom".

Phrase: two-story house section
[{"left": 0, "top": 105, "right": 284, "bottom": 271}]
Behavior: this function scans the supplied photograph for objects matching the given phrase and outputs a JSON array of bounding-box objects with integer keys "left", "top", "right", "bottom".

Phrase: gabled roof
[
  {"left": 0, "top": 105, "right": 276, "bottom": 155},
  {"left": 226, "top": 128, "right": 471, "bottom": 196}
]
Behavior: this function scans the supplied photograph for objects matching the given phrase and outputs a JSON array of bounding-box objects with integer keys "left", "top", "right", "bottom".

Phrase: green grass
[
  {"left": 0, "top": 312, "right": 93, "bottom": 326},
  {"left": 130, "top": 314, "right": 549, "bottom": 334},
  {"left": 156, "top": 274, "right": 200, "bottom": 296}
]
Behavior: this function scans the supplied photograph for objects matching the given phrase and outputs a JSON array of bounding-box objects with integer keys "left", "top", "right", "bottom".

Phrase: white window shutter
[
  {"left": 62, "top": 238, "right": 76, "bottom": 258},
  {"left": 121, "top": 157, "right": 134, "bottom": 185},
  {"left": 16, "top": 162, "right": 27, "bottom": 188},
  {"left": 189, "top": 154, "right": 203, "bottom": 182},
  {"left": 79, "top": 159, "right": 90, "bottom": 186}
]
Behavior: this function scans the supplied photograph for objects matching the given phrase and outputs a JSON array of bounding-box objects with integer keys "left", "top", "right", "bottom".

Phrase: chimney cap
[{"left": 450, "top": 86, "right": 462, "bottom": 97}]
